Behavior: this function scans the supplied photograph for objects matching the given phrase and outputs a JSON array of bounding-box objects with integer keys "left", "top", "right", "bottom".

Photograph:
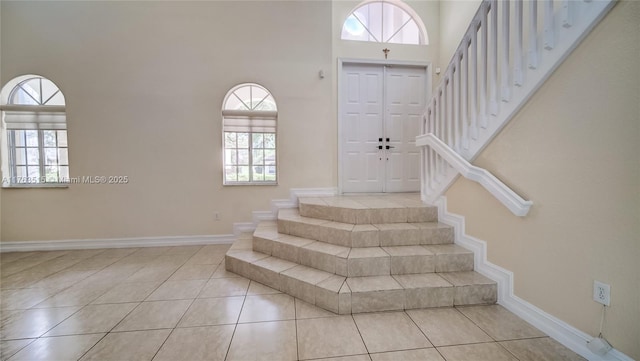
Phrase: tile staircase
[{"left": 225, "top": 194, "right": 497, "bottom": 314}]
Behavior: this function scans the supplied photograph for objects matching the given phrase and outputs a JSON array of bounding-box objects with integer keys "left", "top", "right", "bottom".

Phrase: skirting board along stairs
[{"left": 225, "top": 194, "right": 497, "bottom": 314}]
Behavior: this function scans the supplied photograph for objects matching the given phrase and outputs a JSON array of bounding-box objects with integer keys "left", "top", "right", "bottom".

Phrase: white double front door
[{"left": 340, "top": 63, "right": 427, "bottom": 193}]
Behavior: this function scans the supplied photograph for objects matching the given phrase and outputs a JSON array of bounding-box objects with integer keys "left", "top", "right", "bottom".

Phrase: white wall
[
  {"left": 445, "top": 1, "right": 640, "bottom": 358},
  {"left": 1, "top": 1, "right": 334, "bottom": 241}
]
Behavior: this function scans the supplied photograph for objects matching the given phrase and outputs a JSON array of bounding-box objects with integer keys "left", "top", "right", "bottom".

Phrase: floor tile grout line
[
  {"left": 294, "top": 298, "right": 300, "bottom": 361},
  {"left": 351, "top": 313, "right": 371, "bottom": 356},
  {"left": 403, "top": 309, "right": 445, "bottom": 359},
  {"left": 222, "top": 283, "right": 249, "bottom": 361},
  {"left": 454, "top": 305, "right": 500, "bottom": 342}
]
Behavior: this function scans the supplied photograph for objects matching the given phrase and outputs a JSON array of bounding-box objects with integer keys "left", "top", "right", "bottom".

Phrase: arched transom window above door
[{"left": 341, "top": 0, "right": 428, "bottom": 45}]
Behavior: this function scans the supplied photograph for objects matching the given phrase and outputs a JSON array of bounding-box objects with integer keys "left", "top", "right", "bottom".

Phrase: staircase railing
[{"left": 417, "top": 0, "right": 615, "bottom": 215}]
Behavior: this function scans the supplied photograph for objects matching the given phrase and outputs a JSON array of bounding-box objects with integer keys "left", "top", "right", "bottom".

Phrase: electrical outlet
[{"left": 593, "top": 281, "right": 610, "bottom": 306}]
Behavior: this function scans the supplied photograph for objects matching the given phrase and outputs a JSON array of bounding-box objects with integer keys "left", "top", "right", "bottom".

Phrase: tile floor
[{"left": 0, "top": 244, "right": 585, "bottom": 361}]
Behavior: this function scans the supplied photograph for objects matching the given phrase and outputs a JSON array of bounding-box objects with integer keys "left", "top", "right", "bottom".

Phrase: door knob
[
  {"left": 386, "top": 145, "right": 395, "bottom": 149},
  {"left": 378, "top": 145, "right": 383, "bottom": 150}
]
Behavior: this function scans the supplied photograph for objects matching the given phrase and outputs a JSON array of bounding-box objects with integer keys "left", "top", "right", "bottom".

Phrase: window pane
[
  {"left": 10, "top": 87, "right": 39, "bottom": 105},
  {"left": 234, "top": 86, "right": 252, "bottom": 109},
  {"left": 237, "top": 149, "right": 249, "bottom": 165},
  {"left": 265, "top": 166, "right": 277, "bottom": 181},
  {"left": 237, "top": 166, "right": 250, "bottom": 182},
  {"left": 15, "top": 166, "right": 27, "bottom": 181},
  {"left": 26, "top": 130, "right": 38, "bottom": 146},
  {"left": 252, "top": 133, "right": 264, "bottom": 148},
  {"left": 45, "top": 166, "right": 59, "bottom": 182},
  {"left": 41, "top": 79, "right": 59, "bottom": 104},
  {"left": 15, "top": 148, "right": 26, "bottom": 165},
  {"left": 46, "top": 91, "right": 65, "bottom": 106},
  {"left": 28, "top": 166, "right": 40, "bottom": 179},
  {"left": 43, "top": 130, "right": 57, "bottom": 146},
  {"left": 58, "top": 148, "right": 69, "bottom": 165},
  {"left": 265, "top": 150, "right": 276, "bottom": 165},
  {"left": 226, "top": 150, "right": 237, "bottom": 165},
  {"left": 57, "top": 131, "right": 68, "bottom": 146},
  {"left": 263, "top": 134, "right": 276, "bottom": 148},
  {"left": 225, "top": 166, "right": 237, "bottom": 182},
  {"left": 14, "top": 130, "right": 25, "bottom": 146},
  {"left": 45, "top": 148, "right": 58, "bottom": 165},
  {"left": 60, "top": 166, "right": 69, "bottom": 180},
  {"left": 27, "top": 148, "right": 40, "bottom": 165},
  {"left": 224, "top": 132, "right": 237, "bottom": 148},
  {"left": 253, "top": 166, "right": 265, "bottom": 181},
  {"left": 237, "top": 133, "right": 249, "bottom": 148},
  {"left": 252, "top": 150, "right": 264, "bottom": 164}
]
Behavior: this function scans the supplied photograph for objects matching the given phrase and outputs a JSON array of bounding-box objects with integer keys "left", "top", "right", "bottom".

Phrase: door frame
[{"left": 337, "top": 58, "right": 432, "bottom": 194}]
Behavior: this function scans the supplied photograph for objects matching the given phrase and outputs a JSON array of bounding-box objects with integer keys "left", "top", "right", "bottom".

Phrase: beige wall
[
  {"left": 1, "top": 1, "right": 334, "bottom": 241},
  {"left": 445, "top": 1, "right": 640, "bottom": 358},
  {"left": 438, "top": 0, "right": 481, "bottom": 75}
]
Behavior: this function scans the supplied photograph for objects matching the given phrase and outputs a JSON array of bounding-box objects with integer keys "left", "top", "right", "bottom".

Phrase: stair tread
[
  {"left": 279, "top": 208, "right": 446, "bottom": 229},
  {"left": 254, "top": 224, "right": 469, "bottom": 259},
  {"left": 226, "top": 250, "right": 494, "bottom": 291}
]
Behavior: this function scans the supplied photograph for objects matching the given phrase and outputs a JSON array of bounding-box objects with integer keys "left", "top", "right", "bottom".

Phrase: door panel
[
  {"left": 342, "top": 64, "right": 385, "bottom": 193},
  {"left": 385, "top": 66, "right": 425, "bottom": 192},
  {"left": 341, "top": 63, "right": 426, "bottom": 193}
]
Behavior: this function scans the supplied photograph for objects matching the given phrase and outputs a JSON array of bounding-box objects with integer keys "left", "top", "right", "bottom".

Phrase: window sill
[
  {"left": 2, "top": 183, "right": 70, "bottom": 189},
  {"left": 223, "top": 182, "right": 278, "bottom": 187}
]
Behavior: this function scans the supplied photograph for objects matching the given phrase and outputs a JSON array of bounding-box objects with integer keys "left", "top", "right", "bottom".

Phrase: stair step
[
  {"left": 277, "top": 209, "right": 453, "bottom": 248},
  {"left": 225, "top": 249, "right": 496, "bottom": 315},
  {"left": 298, "top": 195, "right": 438, "bottom": 224},
  {"left": 253, "top": 222, "right": 472, "bottom": 277}
]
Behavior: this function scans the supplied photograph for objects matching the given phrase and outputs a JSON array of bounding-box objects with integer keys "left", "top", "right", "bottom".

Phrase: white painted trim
[
  {"left": 232, "top": 187, "right": 338, "bottom": 235},
  {"left": 435, "top": 196, "right": 633, "bottom": 361},
  {"left": 418, "top": 133, "right": 532, "bottom": 216},
  {"left": 0, "top": 234, "right": 234, "bottom": 253}
]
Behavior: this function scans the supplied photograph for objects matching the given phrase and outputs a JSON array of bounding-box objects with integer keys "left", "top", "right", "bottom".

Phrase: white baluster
[
  {"left": 489, "top": 0, "right": 499, "bottom": 115},
  {"left": 561, "top": 0, "right": 573, "bottom": 28},
  {"left": 501, "top": 0, "right": 511, "bottom": 102},
  {"left": 514, "top": 0, "right": 524, "bottom": 86},
  {"left": 437, "top": 90, "right": 444, "bottom": 180},
  {"left": 528, "top": 0, "right": 538, "bottom": 69},
  {"left": 446, "top": 74, "right": 453, "bottom": 148},
  {"left": 470, "top": 21, "right": 479, "bottom": 139},
  {"left": 480, "top": 3, "right": 488, "bottom": 128},
  {"left": 462, "top": 38, "right": 469, "bottom": 150},
  {"left": 544, "top": 0, "right": 555, "bottom": 50},
  {"left": 454, "top": 56, "right": 461, "bottom": 152}
]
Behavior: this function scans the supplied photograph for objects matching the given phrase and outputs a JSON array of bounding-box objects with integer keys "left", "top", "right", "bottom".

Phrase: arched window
[
  {"left": 341, "top": 0, "right": 428, "bottom": 45},
  {"left": 1, "top": 75, "right": 69, "bottom": 186},
  {"left": 222, "top": 83, "right": 277, "bottom": 185}
]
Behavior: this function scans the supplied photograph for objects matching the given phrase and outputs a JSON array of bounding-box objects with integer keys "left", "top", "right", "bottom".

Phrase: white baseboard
[
  {"left": 1, "top": 187, "right": 339, "bottom": 253},
  {"left": 435, "top": 196, "right": 633, "bottom": 361},
  {"left": 233, "top": 187, "right": 338, "bottom": 235},
  {"left": 0, "top": 234, "right": 235, "bottom": 253}
]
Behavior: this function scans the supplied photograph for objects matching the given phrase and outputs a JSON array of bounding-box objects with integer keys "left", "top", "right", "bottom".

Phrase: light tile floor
[{"left": 0, "top": 244, "right": 585, "bottom": 361}]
